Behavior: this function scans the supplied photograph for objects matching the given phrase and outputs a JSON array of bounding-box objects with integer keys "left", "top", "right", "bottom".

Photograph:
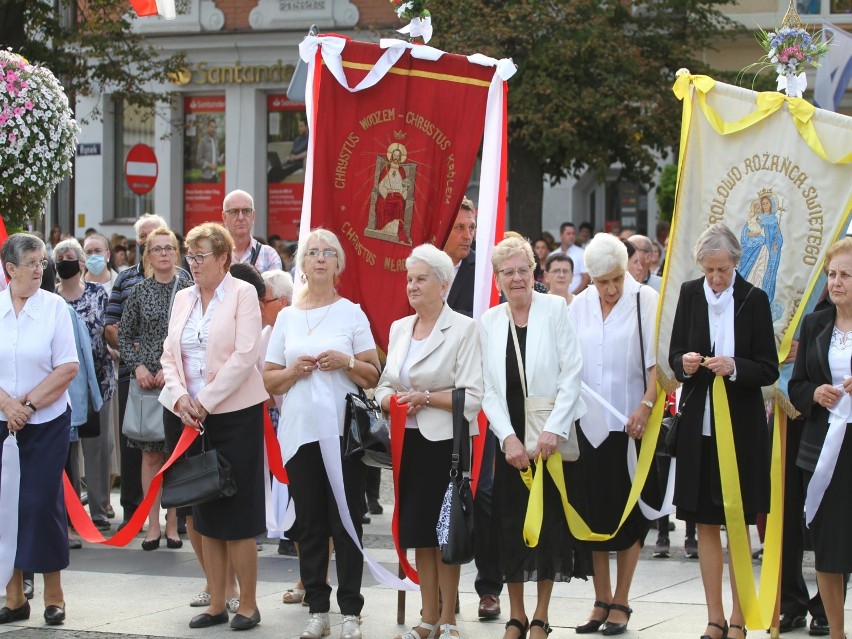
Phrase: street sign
[{"left": 125, "top": 144, "right": 158, "bottom": 195}]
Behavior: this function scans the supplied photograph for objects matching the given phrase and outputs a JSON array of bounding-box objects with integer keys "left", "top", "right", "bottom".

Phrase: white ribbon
[
  {"left": 396, "top": 16, "right": 433, "bottom": 44},
  {"left": 299, "top": 35, "right": 406, "bottom": 94},
  {"left": 805, "top": 383, "right": 852, "bottom": 526},
  {"left": 0, "top": 433, "right": 21, "bottom": 588},
  {"left": 579, "top": 382, "right": 674, "bottom": 520},
  {"left": 777, "top": 72, "right": 808, "bottom": 98}
]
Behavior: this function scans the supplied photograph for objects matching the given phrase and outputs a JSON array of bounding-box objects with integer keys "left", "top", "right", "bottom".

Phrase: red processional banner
[{"left": 304, "top": 39, "right": 498, "bottom": 350}]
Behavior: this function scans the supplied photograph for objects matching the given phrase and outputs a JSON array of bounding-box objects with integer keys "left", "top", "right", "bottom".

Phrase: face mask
[
  {"left": 56, "top": 259, "right": 81, "bottom": 280},
  {"left": 85, "top": 254, "right": 107, "bottom": 276}
]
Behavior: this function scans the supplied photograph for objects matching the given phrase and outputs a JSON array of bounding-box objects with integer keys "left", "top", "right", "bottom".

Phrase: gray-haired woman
[
  {"left": 375, "top": 244, "right": 483, "bottom": 639},
  {"left": 668, "top": 223, "right": 778, "bottom": 639}
]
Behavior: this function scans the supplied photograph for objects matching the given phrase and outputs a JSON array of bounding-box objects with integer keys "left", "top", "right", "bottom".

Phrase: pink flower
[
  {"left": 0, "top": 114, "right": 7, "bottom": 127},
  {"left": 6, "top": 70, "right": 17, "bottom": 83},
  {"left": 779, "top": 54, "right": 789, "bottom": 62},
  {"left": 13, "top": 106, "right": 23, "bottom": 116},
  {"left": 24, "top": 100, "right": 33, "bottom": 110},
  {"left": 9, "top": 133, "right": 15, "bottom": 144}
]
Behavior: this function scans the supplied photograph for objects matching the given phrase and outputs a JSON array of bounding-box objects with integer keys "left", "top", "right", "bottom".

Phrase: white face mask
[{"left": 85, "top": 253, "right": 107, "bottom": 276}]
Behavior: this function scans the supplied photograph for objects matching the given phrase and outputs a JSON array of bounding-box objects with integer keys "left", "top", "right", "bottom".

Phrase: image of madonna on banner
[
  {"left": 277, "top": 34, "right": 514, "bottom": 592},
  {"left": 657, "top": 71, "right": 852, "bottom": 631}
]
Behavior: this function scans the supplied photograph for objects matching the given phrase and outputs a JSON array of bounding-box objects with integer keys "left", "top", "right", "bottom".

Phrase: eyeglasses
[
  {"left": 306, "top": 248, "right": 338, "bottom": 259},
  {"left": 498, "top": 266, "right": 532, "bottom": 278},
  {"left": 149, "top": 245, "right": 176, "bottom": 255},
  {"left": 260, "top": 296, "right": 282, "bottom": 306},
  {"left": 225, "top": 207, "right": 254, "bottom": 218},
  {"left": 15, "top": 260, "right": 49, "bottom": 272},
  {"left": 547, "top": 268, "right": 572, "bottom": 276},
  {"left": 185, "top": 251, "right": 214, "bottom": 265}
]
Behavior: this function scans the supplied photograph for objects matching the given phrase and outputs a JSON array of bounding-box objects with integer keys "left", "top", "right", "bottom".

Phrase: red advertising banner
[
  {"left": 267, "top": 95, "right": 306, "bottom": 240},
  {"left": 184, "top": 95, "right": 226, "bottom": 234},
  {"left": 307, "top": 40, "right": 495, "bottom": 349}
]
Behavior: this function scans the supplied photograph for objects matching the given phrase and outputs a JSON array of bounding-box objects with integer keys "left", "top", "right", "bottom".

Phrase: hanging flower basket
[{"left": 0, "top": 50, "right": 78, "bottom": 230}]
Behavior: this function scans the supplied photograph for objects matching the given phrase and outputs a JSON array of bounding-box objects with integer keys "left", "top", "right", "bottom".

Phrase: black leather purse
[
  {"left": 161, "top": 428, "right": 237, "bottom": 509},
  {"left": 658, "top": 386, "right": 696, "bottom": 458},
  {"left": 437, "top": 388, "right": 475, "bottom": 565},
  {"left": 342, "top": 390, "right": 391, "bottom": 469},
  {"left": 77, "top": 404, "right": 101, "bottom": 439}
]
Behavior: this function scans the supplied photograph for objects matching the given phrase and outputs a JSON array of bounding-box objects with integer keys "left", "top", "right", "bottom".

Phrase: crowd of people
[{"left": 0, "top": 195, "right": 849, "bottom": 639}]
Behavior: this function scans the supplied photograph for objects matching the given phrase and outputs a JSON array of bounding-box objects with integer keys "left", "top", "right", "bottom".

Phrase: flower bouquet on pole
[
  {"left": 390, "top": 0, "right": 433, "bottom": 43},
  {"left": 0, "top": 50, "right": 78, "bottom": 231}
]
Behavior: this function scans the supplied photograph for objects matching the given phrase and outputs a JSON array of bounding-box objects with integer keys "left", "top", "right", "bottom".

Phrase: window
[{"left": 113, "top": 99, "right": 155, "bottom": 219}]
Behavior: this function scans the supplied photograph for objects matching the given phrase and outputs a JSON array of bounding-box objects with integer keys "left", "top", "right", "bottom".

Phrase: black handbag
[
  {"left": 77, "top": 404, "right": 101, "bottom": 439},
  {"left": 161, "top": 428, "right": 237, "bottom": 509},
  {"left": 657, "top": 386, "right": 696, "bottom": 458},
  {"left": 342, "top": 390, "right": 391, "bottom": 469},
  {"left": 437, "top": 388, "right": 475, "bottom": 565}
]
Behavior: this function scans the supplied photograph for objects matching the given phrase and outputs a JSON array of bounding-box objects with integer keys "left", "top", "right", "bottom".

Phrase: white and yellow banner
[{"left": 658, "top": 73, "right": 852, "bottom": 630}]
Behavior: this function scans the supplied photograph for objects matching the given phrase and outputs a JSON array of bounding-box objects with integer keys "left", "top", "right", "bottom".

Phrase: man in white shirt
[
  {"left": 627, "top": 234, "right": 662, "bottom": 292},
  {"left": 222, "top": 190, "right": 283, "bottom": 274},
  {"left": 549, "top": 222, "right": 589, "bottom": 294}
]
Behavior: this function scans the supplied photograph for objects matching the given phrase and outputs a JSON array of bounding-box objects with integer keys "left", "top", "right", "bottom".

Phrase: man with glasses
[
  {"left": 548, "top": 222, "right": 589, "bottom": 294},
  {"left": 221, "top": 190, "right": 282, "bottom": 274},
  {"left": 627, "top": 234, "right": 662, "bottom": 292},
  {"left": 104, "top": 213, "right": 192, "bottom": 529}
]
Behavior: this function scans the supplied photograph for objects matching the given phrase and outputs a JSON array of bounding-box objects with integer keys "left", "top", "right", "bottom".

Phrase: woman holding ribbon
[
  {"left": 263, "top": 228, "right": 380, "bottom": 639},
  {"left": 668, "top": 223, "right": 778, "bottom": 639},
  {"left": 375, "top": 243, "right": 483, "bottom": 639},
  {"left": 480, "top": 234, "right": 588, "bottom": 639},
  {"left": 567, "top": 234, "right": 660, "bottom": 636},
  {"left": 789, "top": 237, "right": 852, "bottom": 639},
  {"left": 160, "top": 222, "right": 268, "bottom": 630},
  {"left": 0, "top": 233, "right": 79, "bottom": 626}
]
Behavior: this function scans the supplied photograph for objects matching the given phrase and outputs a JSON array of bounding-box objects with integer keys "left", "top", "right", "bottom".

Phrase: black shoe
[
  {"left": 23, "top": 578, "right": 34, "bottom": 600},
  {"left": 278, "top": 539, "right": 297, "bottom": 556},
  {"left": 80, "top": 492, "right": 89, "bottom": 506},
  {"left": 601, "top": 604, "right": 632, "bottom": 636},
  {"left": 44, "top": 603, "right": 65, "bottom": 625},
  {"left": 231, "top": 609, "right": 261, "bottom": 630},
  {"left": 142, "top": 535, "right": 162, "bottom": 551},
  {"left": 0, "top": 601, "right": 30, "bottom": 624},
  {"left": 189, "top": 610, "right": 229, "bottom": 628},
  {"left": 367, "top": 499, "right": 383, "bottom": 515},
  {"left": 809, "top": 616, "right": 829, "bottom": 636},
  {"left": 166, "top": 537, "right": 183, "bottom": 549},
  {"left": 685, "top": 536, "right": 699, "bottom": 559},
  {"left": 68, "top": 535, "right": 82, "bottom": 550},
  {"left": 653, "top": 536, "right": 670, "bottom": 558},
  {"left": 361, "top": 514, "right": 371, "bottom": 525},
  {"left": 576, "top": 601, "right": 609, "bottom": 634},
  {"left": 177, "top": 515, "right": 187, "bottom": 535},
  {"left": 105, "top": 504, "right": 115, "bottom": 519},
  {"left": 776, "top": 613, "right": 806, "bottom": 633},
  {"left": 93, "top": 518, "right": 111, "bottom": 531},
  {"left": 752, "top": 547, "right": 763, "bottom": 560}
]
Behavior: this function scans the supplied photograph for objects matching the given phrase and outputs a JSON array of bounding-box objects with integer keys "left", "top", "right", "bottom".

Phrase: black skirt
[
  {"left": 191, "top": 404, "right": 266, "bottom": 540},
  {"left": 802, "top": 426, "right": 852, "bottom": 573},
  {"left": 398, "top": 429, "right": 453, "bottom": 549}
]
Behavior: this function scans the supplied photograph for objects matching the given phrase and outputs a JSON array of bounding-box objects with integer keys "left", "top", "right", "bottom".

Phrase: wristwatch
[
  {"left": 346, "top": 355, "right": 356, "bottom": 372},
  {"left": 641, "top": 400, "right": 654, "bottom": 409},
  {"left": 24, "top": 400, "right": 37, "bottom": 412}
]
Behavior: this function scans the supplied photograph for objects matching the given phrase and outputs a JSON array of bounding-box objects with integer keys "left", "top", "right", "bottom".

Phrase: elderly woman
[
  {"left": 543, "top": 254, "right": 574, "bottom": 304},
  {"left": 480, "top": 235, "right": 588, "bottom": 639},
  {"left": 567, "top": 233, "right": 659, "bottom": 636},
  {"left": 119, "top": 227, "right": 192, "bottom": 551},
  {"left": 669, "top": 223, "right": 778, "bottom": 639},
  {"left": 264, "top": 229, "right": 381, "bottom": 639},
  {"left": 0, "top": 234, "right": 79, "bottom": 626},
  {"left": 160, "top": 222, "right": 268, "bottom": 630},
  {"left": 53, "top": 238, "right": 115, "bottom": 531},
  {"left": 789, "top": 237, "right": 852, "bottom": 639},
  {"left": 375, "top": 244, "right": 483, "bottom": 639}
]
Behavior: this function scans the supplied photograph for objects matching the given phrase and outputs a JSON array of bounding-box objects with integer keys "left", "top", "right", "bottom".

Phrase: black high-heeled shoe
[
  {"left": 700, "top": 621, "right": 728, "bottom": 639},
  {"left": 601, "top": 604, "right": 632, "bottom": 636},
  {"left": 576, "top": 600, "right": 610, "bottom": 634},
  {"left": 727, "top": 623, "right": 746, "bottom": 639},
  {"left": 504, "top": 618, "right": 529, "bottom": 639},
  {"left": 530, "top": 619, "right": 552, "bottom": 639}
]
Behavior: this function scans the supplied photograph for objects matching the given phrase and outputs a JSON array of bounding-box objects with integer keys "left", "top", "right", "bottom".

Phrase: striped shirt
[{"left": 234, "top": 238, "right": 283, "bottom": 274}]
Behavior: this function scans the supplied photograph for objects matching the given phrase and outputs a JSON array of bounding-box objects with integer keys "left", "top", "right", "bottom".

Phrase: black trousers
[
  {"left": 117, "top": 378, "right": 143, "bottom": 521},
  {"left": 474, "top": 429, "right": 503, "bottom": 596},
  {"left": 365, "top": 466, "right": 381, "bottom": 502},
  {"left": 286, "top": 441, "right": 366, "bottom": 615}
]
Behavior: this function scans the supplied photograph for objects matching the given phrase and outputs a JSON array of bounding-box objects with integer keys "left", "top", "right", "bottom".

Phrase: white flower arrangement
[{"left": 0, "top": 50, "right": 78, "bottom": 228}]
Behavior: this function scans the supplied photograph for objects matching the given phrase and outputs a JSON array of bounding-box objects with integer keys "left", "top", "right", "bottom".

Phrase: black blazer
[
  {"left": 668, "top": 274, "right": 779, "bottom": 515},
  {"left": 446, "top": 250, "right": 475, "bottom": 317},
  {"left": 789, "top": 306, "right": 839, "bottom": 472}
]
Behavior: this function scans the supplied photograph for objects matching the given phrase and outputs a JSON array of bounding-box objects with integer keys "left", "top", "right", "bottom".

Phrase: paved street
[{"left": 0, "top": 479, "right": 843, "bottom": 639}]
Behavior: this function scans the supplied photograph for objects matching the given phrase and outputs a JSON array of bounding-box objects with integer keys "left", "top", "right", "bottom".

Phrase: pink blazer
[{"left": 159, "top": 273, "right": 268, "bottom": 415}]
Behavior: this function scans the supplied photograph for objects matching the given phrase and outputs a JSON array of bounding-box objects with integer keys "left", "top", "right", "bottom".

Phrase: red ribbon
[
  {"left": 389, "top": 396, "right": 419, "bottom": 583},
  {"left": 65, "top": 411, "right": 288, "bottom": 546}
]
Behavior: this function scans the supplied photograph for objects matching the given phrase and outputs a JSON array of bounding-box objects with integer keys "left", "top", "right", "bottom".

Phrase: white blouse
[
  {"left": 0, "top": 288, "right": 78, "bottom": 423},
  {"left": 180, "top": 281, "right": 226, "bottom": 400}
]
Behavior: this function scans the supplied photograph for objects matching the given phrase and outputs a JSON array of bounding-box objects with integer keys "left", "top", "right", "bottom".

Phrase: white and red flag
[{"left": 129, "top": 0, "right": 176, "bottom": 19}]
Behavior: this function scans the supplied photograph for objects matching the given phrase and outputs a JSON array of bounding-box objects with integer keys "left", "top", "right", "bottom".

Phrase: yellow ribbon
[
  {"left": 521, "top": 386, "right": 667, "bottom": 543},
  {"left": 712, "top": 377, "right": 783, "bottom": 629}
]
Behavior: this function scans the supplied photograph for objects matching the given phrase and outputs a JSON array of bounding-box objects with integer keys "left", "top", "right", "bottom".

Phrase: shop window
[{"left": 113, "top": 99, "right": 155, "bottom": 219}]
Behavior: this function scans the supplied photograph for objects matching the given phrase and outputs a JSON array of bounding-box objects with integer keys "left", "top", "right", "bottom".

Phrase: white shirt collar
[
  {"left": 190, "top": 276, "right": 228, "bottom": 303},
  {"left": 0, "top": 287, "right": 44, "bottom": 320}
]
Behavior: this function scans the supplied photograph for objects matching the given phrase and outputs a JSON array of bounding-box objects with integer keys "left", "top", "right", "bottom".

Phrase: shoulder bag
[
  {"left": 436, "top": 388, "right": 475, "bottom": 565},
  {"left": 508, "top": 305, "right": 579, "bottom": 461},
  {"left": 121, "top": 276, "right": 181, "bottom": 443},
  {"left": 342, "top": 389, "right": 392, "bottom": 469},
  {"left": 161, "top": 427, "right": 237, "bottom": 509}
]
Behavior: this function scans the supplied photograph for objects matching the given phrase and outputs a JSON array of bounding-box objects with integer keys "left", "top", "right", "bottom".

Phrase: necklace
[{"left": 305, "top": 298, "right": 335, "bottom": 335}]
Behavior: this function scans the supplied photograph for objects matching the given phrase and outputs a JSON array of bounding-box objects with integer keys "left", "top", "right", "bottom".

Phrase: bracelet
[{"left": 424, "top": 389, "right": 430, "bottom": 406}]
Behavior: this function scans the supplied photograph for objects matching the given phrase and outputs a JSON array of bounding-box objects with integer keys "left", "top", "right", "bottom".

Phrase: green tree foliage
[
  {"left": 433, "top": 0, "right": 740, "bottom": 237},
  {"left": 655, "top": 163, "right": 677, "bottom": 222},
  {"left": 0, "top": 0, "right": 185, "bottom": 121}
]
